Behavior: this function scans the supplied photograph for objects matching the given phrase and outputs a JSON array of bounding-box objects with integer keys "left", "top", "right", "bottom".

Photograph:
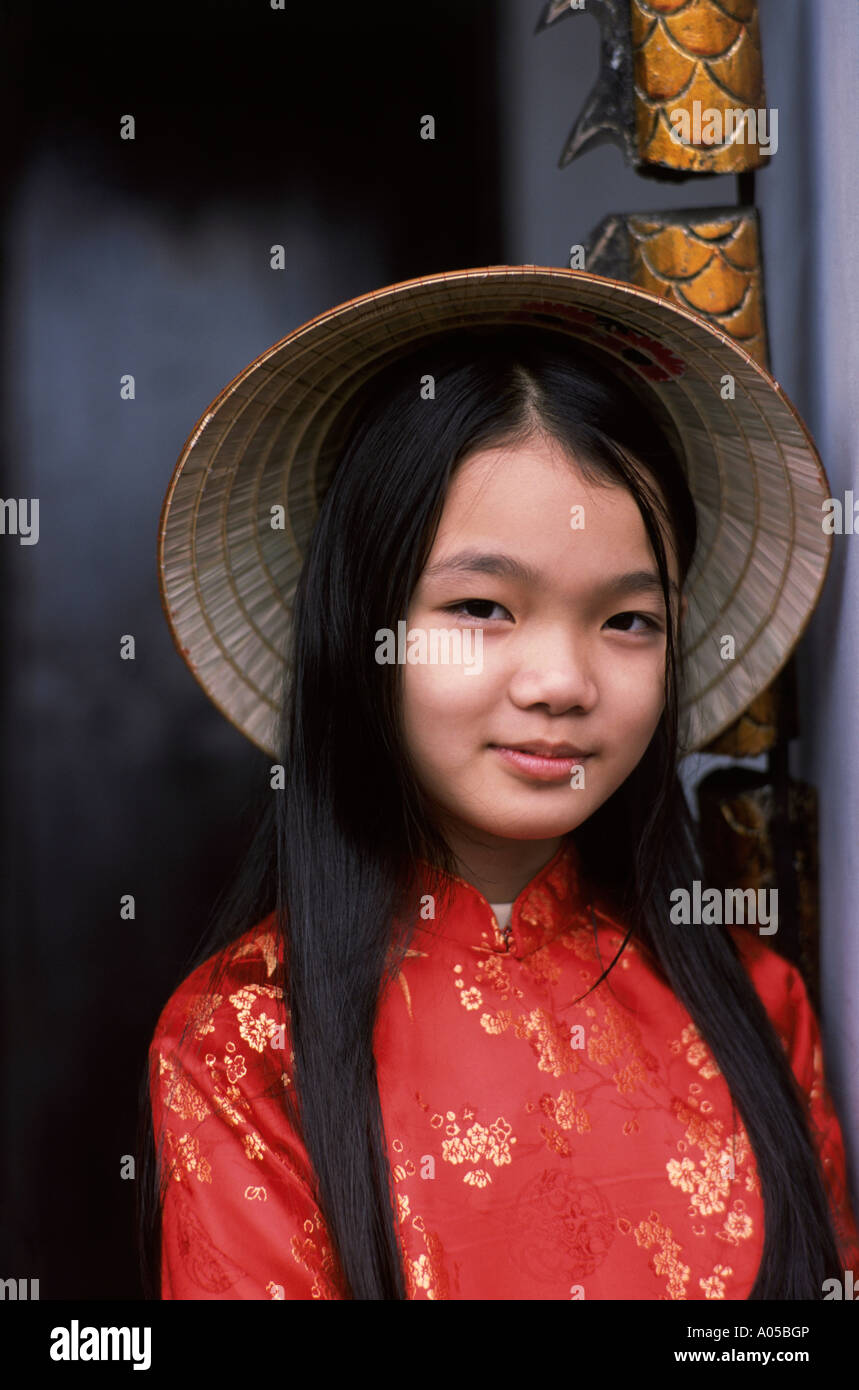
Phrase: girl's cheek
[{"left": 405, "top": 655, "right": 496, "bottom": 709}]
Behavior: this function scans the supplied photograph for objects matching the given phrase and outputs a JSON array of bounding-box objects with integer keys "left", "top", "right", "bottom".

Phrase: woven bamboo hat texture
[{"left": 158, "top": 266, "right": 831, "bottom": 757}]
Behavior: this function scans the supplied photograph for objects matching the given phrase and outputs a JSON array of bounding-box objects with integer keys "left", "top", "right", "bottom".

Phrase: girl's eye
[
  {"left": 443, "top": 603, "right": 663, "bottom": 632},
  {"left": 604, "top": 611, "right": 662, "bottom": 633},
  {"left": 445, "top": 599, "right": 512, "bottom": 622}
]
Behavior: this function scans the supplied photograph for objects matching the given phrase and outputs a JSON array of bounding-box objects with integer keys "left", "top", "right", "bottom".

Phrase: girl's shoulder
[
  {"left": 150, "top": 912, "right": 285, "bottom": 1069},
  {"left": 728, "top": 926, "right": 811, "bottom": 1009},
  {"left": 726, "top": 927, "right": 824, "bottom": 1092},
  {"left": 149, "top": 916, "right": 333, "bottom": 1299}
]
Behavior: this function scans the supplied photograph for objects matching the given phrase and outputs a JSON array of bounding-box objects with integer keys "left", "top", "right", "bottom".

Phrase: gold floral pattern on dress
[
  {"left": 441, "top": 1107, "right": 516, "bottom": 1183},
  {"left": 514, "top": 1006, "right": 578, "bottom": 1078},
  {"left": 667, "top": 1153, "right": 729, "bottom": 1217},
  {"left": 536, "top": 1089, "right": 593, "bottom": 1158},
  {"left": 463, "top": 1169, "right": 492, "bottom": 1188},
  {"left": 628, "top": 1210, "right": 691, "bottom": 1300},
  {"left": 700, "top": 1263, "right": 734, "bottom": 1299},
  {"left": 231, "top": 930, "right": 278, "bottom": 978},
  {"left": 452, "top": 966, "right": 484, "bottom": 1012},
  {"left": 717, "top": 1203, "right": 754, "bottom": 1247},
  {"left": 473, "top": 953, "right": 519, "bottom": 999},
  {"left": 184, "top": 992, "right": 223, "bottom": 1038},
  {"left": 407, "top": 1219, "right": 450, "bottom": 1300},
  {"left": 550, "top": 1089, "right": 592, "bottom": 1135},
  {"left": 164, "top": 1130, "right": 212, "bottom": 1184},
  {"left": 669, "top": 1021, "right": 722, "bottom": 1079},
  {"left": 520, "top": 944, "right": 562, "bottom": 987},
  {"left": 582, "top": 997, "right": 657, "bottom": 1097},
  {"left": 410, "top": 1253, "right": 435, "bottom": 1294},
  {"left": 223, "top": 1041, "right": 247, "bottom": 1085},
  {"left": 667, "top": 1094, "right": 735, "bottom": 1218},
  {"left": 612, "top": 1056, "right": 649, "bottom": 1094},
  {"left": 480, "top": 1008, "right": 513, "bottom": 1036},
  {"left": 202, "top": 1052, "right": 251, "bottom": 1129},
  {"left": 228, "top": 983, "right": 282, "bottom": 1052},
  {"left": 541, "top": 1126, "right": 571, "bottom": 1157},
  {"left": 559, "top": 924, "right": 605, "bottom": 962},
  {"left": 289, "top": 1211, "right": 346, "bottom": 1300},
  {"left": 466, "top": 952, "right": 525, "bottom": 1032},
  {"left": 158, "top": 1054, "right": 211, "bottom": 1123},
  {"left": 388, "top": 1135, "right": 417, "bottom": 1184},
  {"left": 243, "top": 1130, "right": 266, "bottom": 1162}
]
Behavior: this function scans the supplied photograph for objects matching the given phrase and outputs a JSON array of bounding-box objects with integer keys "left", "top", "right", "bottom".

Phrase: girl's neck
[{"left": 446, "top": 833, "right": 566, "bottom": 904}]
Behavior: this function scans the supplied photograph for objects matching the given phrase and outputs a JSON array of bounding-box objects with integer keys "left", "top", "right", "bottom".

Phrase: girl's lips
[{"left": 490, "top": 745, "right": 592, "bottom": 783}]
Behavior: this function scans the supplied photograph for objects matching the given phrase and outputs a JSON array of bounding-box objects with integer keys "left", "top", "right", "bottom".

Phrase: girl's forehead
[
  {"left": 436, "top": 439, "right": 644, "bottom": 529},
  {"left": 424, "top": 438, "right": 680, "bottom": 584}
]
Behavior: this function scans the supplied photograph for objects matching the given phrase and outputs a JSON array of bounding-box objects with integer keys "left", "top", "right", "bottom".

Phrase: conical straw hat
[{"left": 158, "top": 266, "right": 831, "bottom": 757}]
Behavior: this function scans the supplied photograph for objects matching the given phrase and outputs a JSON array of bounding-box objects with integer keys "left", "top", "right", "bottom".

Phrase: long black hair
[{"left": 138, "top": 324, "right": 848, "bottom": 1300}]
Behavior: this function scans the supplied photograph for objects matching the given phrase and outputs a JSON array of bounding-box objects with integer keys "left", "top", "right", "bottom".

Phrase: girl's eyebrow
[{"left": 422, "top": 549, "right": 678, "bottom": 598}]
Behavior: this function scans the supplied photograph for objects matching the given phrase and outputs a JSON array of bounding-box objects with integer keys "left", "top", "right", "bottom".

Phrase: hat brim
[{"left": 158, "top": 265, "right": 831, "bottom": 757}]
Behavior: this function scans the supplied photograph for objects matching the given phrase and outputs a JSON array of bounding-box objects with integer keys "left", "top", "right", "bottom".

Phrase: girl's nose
[{"left": 506, "top": 634, "right": 598, "bottom": 714}]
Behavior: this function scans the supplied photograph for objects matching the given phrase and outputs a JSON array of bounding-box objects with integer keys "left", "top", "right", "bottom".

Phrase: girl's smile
[
  {"left": 488, "top": 743, "right": 594, "bottom": 782},
  {"left": 401, "top": 430, "right": 685, "bottom": 897}
]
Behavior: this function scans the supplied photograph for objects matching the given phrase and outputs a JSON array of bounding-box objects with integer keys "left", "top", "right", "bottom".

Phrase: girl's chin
[
  {"left": 476, "top": 786, "right": 599, "bottom": 837},
  {"left": 460, "top": 805, "right": 593, "bottom": 843}
]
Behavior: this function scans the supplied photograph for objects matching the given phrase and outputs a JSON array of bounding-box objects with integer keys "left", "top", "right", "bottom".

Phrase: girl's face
[{"left": 401, "top": 432, "right": 685, "bottom": 870}]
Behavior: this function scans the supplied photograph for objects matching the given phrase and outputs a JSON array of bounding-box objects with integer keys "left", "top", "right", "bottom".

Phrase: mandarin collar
[{"left": 413, "top": 837, "right": 592, "bottom": 959}]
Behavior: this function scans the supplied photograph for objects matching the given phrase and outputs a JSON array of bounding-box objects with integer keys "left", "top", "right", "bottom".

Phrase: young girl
[{"left": 142, "top": 269, "right": 858, "bottom": 1300}]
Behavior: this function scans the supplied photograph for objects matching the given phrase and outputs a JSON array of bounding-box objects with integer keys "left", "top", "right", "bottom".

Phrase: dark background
[
  {"left": 1, "top": 0, "right": 505, "bottom": 1300},
  {"left": 2, "top": 0, "right": 856, "bottom": 1300}
]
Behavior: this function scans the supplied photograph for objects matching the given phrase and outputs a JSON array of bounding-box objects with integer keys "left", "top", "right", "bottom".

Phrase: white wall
[{"left": 802, "top": 0, "right": 859, "bottom": 1188}]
